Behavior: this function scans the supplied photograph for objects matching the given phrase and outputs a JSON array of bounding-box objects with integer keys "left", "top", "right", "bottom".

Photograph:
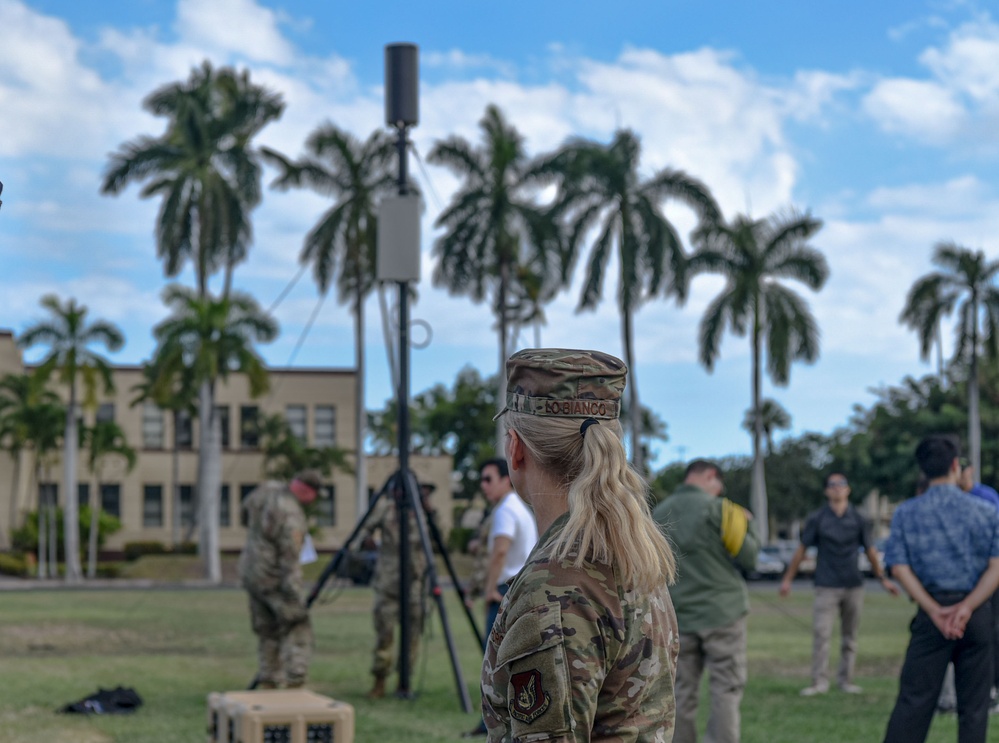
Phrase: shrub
[
  {"left": 448, "top": 526, "right": 475, "bottom": 554},
  {"left": 11, "top": 507, "right": 122, "bottom": 556},
  {"left": 123, "top": 541, "right": 167, "bottom": 561},
  {"left": 0, "top": 553, "right": 27, "bottom": 576},
  {"left": 173, "top": 542, "right": 198, "bottom": 555}
]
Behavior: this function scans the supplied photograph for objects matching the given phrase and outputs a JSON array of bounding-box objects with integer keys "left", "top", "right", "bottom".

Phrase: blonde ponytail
[{"left": 505, "top": 412, "right": 676, "bottom": 592}]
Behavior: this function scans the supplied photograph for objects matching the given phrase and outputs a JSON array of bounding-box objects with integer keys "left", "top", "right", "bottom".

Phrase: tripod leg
[
  {"left": 426, "top": 512, "right": 485, "bottom": 648},
  {"left": 401, "top": 469, "right": 474, "bottom": 713}
]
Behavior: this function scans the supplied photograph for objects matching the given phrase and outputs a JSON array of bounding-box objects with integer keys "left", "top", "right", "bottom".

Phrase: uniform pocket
[{"left": 494, "top": 603, "right": 573, "bottom": 742}]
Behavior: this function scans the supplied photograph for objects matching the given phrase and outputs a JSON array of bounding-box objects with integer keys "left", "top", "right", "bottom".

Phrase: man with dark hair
[
  {"left": 780, "top": 472, "right": 898, "bottom": 697},
  {"left": 882, "top": 435, "right": 999, "bottom": 743},
  {"left": 654, "top": 460, "right": 760, "bottom": 743}
]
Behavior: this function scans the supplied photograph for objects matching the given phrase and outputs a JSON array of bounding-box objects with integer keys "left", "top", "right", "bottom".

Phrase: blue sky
[{"left": 2, "top": 0, "right": 999, "bottom": 467}]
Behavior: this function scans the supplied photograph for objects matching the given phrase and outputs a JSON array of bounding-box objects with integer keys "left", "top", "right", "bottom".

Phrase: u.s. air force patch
[{"left": 510, "top": 669, "right": 550, "bottom": 723}]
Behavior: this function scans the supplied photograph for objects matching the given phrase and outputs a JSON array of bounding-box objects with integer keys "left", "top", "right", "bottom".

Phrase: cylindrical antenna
[{"left": 385, "top": 43, "right": 419, "bottom": 127}]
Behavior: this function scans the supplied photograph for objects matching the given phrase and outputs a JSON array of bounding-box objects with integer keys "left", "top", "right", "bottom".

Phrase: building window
[
  {"left": 315, "top": 405, "right": 336, "bottom": 447},
  {"left": 179, "top": 485, "right": 195, "bottom": 527},
  {"left": 240, "top": 484, "right": 257, "bottom": 527},
  {"left": 240, "top": 406, "right": 259, "bottom": 448},
  {"left": 101, "top": 484, "right": 121, "bottom": 519},
  {"left": 286, "top": 405, "right": 307, "bottom": 442},
  {"left": 215, "top": 405, "right": 230, "bottom": 449},
  {"left": 143, "top": 485, "right": 163, "bottom": 527},
  {"left": 316, "top": 485, "right": 335, "bottom": 527},
  {"left": 39, "top": 483, "right": 58, "bottom": 508},
  {"left": 78, "top": 483, "right": 89, "bottom": 510},
  {"left": 96, "top": 403, "right": 115, "bottom": 423},
  {"left": 176, "top": 411, "right": 193, "bottom": 450},
  {"left": 142, "top": 402, "right": 164, "bottom": 449},
  {"left": 219, "top": 484, "right": 231, "bottom": 527}
]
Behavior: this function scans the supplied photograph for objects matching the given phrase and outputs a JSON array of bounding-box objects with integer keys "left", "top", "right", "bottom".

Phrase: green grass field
[{"left": 0, "top": 580, "right": 995, "bottom": 742}]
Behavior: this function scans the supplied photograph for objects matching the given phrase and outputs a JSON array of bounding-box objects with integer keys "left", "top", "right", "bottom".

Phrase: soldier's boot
[
  {"left": 257, "top": 680, "right": 278, "bottom": 690},
  {"left": 368, "top": 675, "right": 387, "bottom": 699},
  {"left": 285, "top": 679, "right": 306, "bottom": 689}
]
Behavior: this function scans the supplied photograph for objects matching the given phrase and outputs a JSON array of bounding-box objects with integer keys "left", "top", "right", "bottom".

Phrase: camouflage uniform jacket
[
  {"left": 359, "top": 495, "right": 429, "bottom": 596},
  {"left": 238, "top": 481, "right": 308, "bottom": 604},
  {"left": 482, "top": 512, "right": 679, "bottom": 743},
  {"left": 467, "top": 509, "right": 495, "bottom": 600}
]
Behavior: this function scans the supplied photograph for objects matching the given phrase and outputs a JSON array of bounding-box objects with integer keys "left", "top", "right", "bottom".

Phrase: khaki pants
[
  {"left": 812, "top": 586, "right": 864, "bottom": 688},
  {"left": 674, "top": 615, "right": 747, "bottom": 743}
]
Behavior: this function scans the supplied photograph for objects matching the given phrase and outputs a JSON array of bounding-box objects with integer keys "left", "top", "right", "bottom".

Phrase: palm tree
[
  {"left": 130, "top": 355, "right": 198, "bottom": 548},
  {"left": 82, "top": 420, "right": 136, "bottom": 578},
  {"left": 19, "top": 295, "right": 124, "bottom": 582},
  {"left": 24, "top": 400, "right": 64, "bottom": 578},
  {"left": 537, "top": 129, "right": 720, "bottom": 472},
  {"left": 261, "top": 124, "right": 395, "bottom": 523},
  {"left": 103, "top": 63, "right": 283, "bottom": 579},
  {"left": 742, "top": 398, "right": 792, "bottom": 457},
  {"left": 428, "top": 105, "right": 561, "bottom": 452},
  {"left": 101, "top": 61, "right": 285, "bottom": 298},
  {"left": 900, "top": 243, "right": 999, "bottom": 476},
  {"left": 692, "top": 210, "right": 828, "bottom": 543},
  {"left": 152, "top": 285, "right": 277, "bottom": 581},
  {"left": 0, "top": 372, "right": 61, "bottom": 547}
]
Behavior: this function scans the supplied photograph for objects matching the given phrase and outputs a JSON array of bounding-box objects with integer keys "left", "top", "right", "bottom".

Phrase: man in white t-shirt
[
  {"left": 481, "top": 457, "right": 538, "bottom": 635},
  {"left": 463, "top": 457, "right": 538, "bottom": 737}
]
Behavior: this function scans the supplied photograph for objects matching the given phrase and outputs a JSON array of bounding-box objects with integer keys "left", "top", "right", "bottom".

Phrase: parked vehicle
[{"left": 743, "top": 547, "right": 785, "bottom": 581}]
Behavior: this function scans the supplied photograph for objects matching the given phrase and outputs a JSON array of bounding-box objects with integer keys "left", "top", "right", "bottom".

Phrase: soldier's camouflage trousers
[
  {"left": 248, "top": 591, "right": 314, "bottom": 687},
  {"left": 372, "top": 583, "right": 425, "bottom": 679}
]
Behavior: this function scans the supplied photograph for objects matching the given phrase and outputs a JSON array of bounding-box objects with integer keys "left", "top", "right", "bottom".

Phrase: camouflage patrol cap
[{"left": 494, "top": 348, "right": 627, "bottom": 421}]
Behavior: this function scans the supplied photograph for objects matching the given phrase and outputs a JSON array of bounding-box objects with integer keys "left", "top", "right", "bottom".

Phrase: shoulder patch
[{"left": 510, "top": 669, "right": 551, "bottom": 724}]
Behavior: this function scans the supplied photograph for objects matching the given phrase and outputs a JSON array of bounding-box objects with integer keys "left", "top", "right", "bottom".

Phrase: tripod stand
[{"left": 248, "top": 470, "right": 482, "bottom": 713}]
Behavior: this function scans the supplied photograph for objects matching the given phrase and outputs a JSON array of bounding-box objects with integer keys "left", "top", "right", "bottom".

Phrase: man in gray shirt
[{"left": 780, "top": 472, "right": 898, "bottom": 696}]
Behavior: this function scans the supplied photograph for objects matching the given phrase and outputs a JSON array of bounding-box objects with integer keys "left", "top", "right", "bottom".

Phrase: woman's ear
[{"left": 507, "top": 429, "right": 526, "bottom": 471}]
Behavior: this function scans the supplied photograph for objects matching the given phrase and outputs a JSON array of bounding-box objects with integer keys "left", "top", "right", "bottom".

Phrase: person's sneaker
[
  {"left": 989, "top": 699, "right": 999, "bottom": 716},
  {"left": 839, "top": 683, "right": 863, "bottom": 694},
  {"left": 800, "top": 683, "right": 829, "bottom": 697}
]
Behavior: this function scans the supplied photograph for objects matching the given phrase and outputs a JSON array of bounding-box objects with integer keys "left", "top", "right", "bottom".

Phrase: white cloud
[
  {"left": 864, "top": 78, "right": 965, "bottom": 142},
  {"left": 175, "top": 0, "right": 295, "bottom": 66},
  {"left": 864, "top": 15, "right": 999, "bottom": 145}
]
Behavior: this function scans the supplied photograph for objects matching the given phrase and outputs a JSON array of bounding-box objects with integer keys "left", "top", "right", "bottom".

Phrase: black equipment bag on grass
[{"left": 60, "top": 686, "right": 143, "bottom": 714}]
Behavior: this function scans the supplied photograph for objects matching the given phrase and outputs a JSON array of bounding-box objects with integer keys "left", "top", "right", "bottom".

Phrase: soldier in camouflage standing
[
  {"left": 359, "top": 478, "right": 432, "bottom": 699},
  {"left": 238, "top": 470, "right": 321, "bottom": 689},
  {"left": 482, "top": 349, "right": 679, "bottom": 741}
]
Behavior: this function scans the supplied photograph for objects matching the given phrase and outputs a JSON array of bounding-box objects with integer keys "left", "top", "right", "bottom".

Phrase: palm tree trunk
[
  {"left": 751, "top": 306, "right": 769, "bottom": 544},
  {"left": 6, "top": 453, "right": 22, "bottom": 549},
  {"left": 355, "top": 288, "right": 368, "bottom": 522},
  {"left": 62, "top": 390, "right": 82, "bottom": 582},
  {"left": 47, "top": 471, "right": 57, "bottom": 578},
  {"left": 621, "top": 308, "right": 644, "bottom": 474},
  {"left": 87, "top": 472, "right": 99, "bottom": 579},
  {"left": 35, "top": 463, "right": 46, "bottom": 579},
  {"left": 197, "top": 380, "right": 222, "bottom": 582},
  {"left": 496, "top": 260, "right": 510, "bottom": 455},
  {"left": 171, "top": 410, "right": 181, "bottom": 548}
]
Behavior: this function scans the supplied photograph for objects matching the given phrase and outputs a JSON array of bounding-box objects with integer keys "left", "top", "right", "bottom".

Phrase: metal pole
[{"left": 395, "top": 123, "right": 414, "bottom": 697}]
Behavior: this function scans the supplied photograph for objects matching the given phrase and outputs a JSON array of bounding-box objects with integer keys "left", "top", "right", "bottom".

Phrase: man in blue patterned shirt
[{"left": 882, "top": 435, "right": 999, "bottom": 743}]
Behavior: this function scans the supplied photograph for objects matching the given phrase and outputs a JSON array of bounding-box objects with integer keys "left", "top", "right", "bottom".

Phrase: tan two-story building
[{"left": 0, "top": 330, "right": 453, "bottom": 554}]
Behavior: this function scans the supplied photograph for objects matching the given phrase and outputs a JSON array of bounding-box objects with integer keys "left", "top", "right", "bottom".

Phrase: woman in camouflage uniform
[{"left": 482, "top": 349, "right": 679, "bottom": 742}]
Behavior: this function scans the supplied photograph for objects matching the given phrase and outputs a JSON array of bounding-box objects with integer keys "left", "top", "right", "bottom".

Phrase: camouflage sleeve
[
  {"left": 274, "top": 502, "right": 307, "bottom": 605},
  {"left": 491, "top": 600, "right": 581, "bottom": 742},
  {"left": 357, "top": 497, "right": 389, "bottom": 544}
]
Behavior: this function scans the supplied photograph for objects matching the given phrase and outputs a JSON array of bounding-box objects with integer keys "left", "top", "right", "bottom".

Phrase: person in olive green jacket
[{"left": 653, "top": 460, "right": 760, "bottom": 743}]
